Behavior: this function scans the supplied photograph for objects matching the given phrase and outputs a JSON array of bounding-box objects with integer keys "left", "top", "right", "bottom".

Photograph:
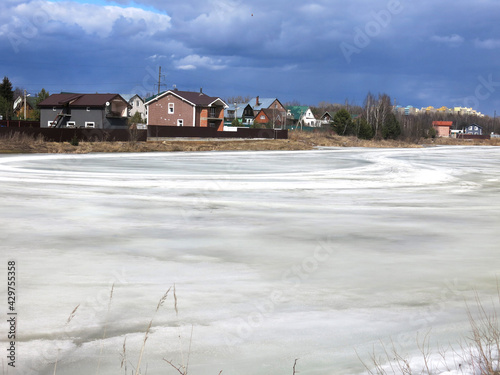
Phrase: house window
[
  {"left": 66, "top": 121, "right": 76, "bottom": 128},
  {"left": 177, "top": 119, "right": 183, "bottom": 127},
  {"left": 210, "top": 107, "right": 216, "bottom": 117},
  {"left": 136, "top": 100, "right": 140, "bottom": 107},
  {"left": 260, "top": 115, "right": 266, "bottom": 120},
  {"left": 48, "top": 121, "right": 55, "bottom": 127},
  {"left": 52, "top": 107, "right": 56, "bottom": 111},
  {"left": 168, "top": 103, "right": 174, "bottom": 114},
  {"left": 85, "top": 122, "right": 95, "bottom": 128},
  {"left": 86, "top": 107, "right": 91, "bottom": 112}
]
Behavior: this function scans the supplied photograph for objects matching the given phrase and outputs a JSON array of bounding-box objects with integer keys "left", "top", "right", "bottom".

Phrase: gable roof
[
  {"left": 145, "top": 90, "right": 228, "bottom": 108},
  {"left": 248, "top": 97, "right": 283, "bottom": 111},
  {"left": 227, "top": 102, "right": 253, "bottom": 118},
  {"left": 286, "top": 106, "right": 309, "bottom": 120},
  {"left": 256, "top": 108, "right": 283, "bottom": 122},
  {"left": 320, "top": 111, "right": 333, "bottom": 120},
  {"left": 13, "top": 96, "right": 37, "bottom": 110},
  {"left": 128, "top": 94, "right": 144, "bottom": 103},
  {"left": 38, "top": 93, "right": 127, "bottom": 108}
]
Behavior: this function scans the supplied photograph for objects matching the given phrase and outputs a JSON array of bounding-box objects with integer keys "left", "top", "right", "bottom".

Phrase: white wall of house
[
  {"left": 129, "top": 96, "right": 147, "bottom": 121},
  {"left": 301, "top": 108, "right": 320, "bottom": 127}
]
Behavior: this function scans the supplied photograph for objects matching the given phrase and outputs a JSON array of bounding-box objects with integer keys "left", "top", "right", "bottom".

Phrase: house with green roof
[{"left": 286, "top": 106, "right": 320, "bottom": 127}]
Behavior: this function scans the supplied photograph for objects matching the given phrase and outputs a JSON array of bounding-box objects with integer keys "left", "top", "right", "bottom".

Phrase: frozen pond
[{"left": 1, "top": 146, "right": 500, "bottom": 374}]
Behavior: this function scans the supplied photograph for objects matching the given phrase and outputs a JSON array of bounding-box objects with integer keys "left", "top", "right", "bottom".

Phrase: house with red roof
[
  {"left": 38, "top": 93, "right": 129, "bottom": 128},
  {"left": 145, "top": 89, "right": 228, "bottom": 131},
  {"left": 431, "top": 121, "right": 453, "bottom": 137}
]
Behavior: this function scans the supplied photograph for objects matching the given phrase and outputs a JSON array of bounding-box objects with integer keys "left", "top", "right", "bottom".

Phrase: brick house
[
  {"left": 431, "top": 121, "right": 453, "bottom": 137},
  {"left": 145, "top": 89, "right": 227, "bottom": 131},
  {"left": 253, "top": 108, "right": 285, "bottom": 128},
  {"left": 249, "top": 96, "right": 286, "bottom": 115}
]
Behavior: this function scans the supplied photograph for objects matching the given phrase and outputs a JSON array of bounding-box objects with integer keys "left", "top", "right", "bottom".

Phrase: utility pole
[
  {"left": 23, "top": 90, "right": 30, "bottom": 120},
  {"left": 158, "top": 66, "right": 161, "bottom": 95},
  {"left": 156, "top": 66, "right": 167, "bottom": 94}
]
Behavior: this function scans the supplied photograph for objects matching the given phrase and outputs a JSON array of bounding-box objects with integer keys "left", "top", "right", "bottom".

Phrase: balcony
[{"left": 106, "top": 110, "right": 126, "bottom": 118}]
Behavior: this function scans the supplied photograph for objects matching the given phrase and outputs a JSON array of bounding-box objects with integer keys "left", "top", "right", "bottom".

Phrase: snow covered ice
[{"left": 0, "top": 146, "right": 499, "bottom": 375}]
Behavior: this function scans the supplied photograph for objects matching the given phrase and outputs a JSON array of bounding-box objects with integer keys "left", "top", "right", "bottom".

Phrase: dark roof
[
  {"left": 257, "top": 108, "right": 284, "bottom": 119},
  {"left": 38, "top": 93, "right": 126, "bottom": 108},
  {"left": 145, "top": 90, "right": 227, "bottom": 107}
]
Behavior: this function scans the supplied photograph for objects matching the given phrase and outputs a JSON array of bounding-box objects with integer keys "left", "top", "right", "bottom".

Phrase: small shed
[{"left": 432, "top": 121, "right": 453, "bottom": 137}]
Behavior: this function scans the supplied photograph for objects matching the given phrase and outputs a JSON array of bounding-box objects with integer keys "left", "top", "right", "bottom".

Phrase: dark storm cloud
[{"left": 1, "top": 0, "right": 500, "bottom": 114}]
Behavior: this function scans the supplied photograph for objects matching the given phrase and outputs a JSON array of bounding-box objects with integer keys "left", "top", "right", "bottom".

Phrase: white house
[
  {"left": 128, "top": 94, "right": 147, "bottom": 122},
  {"left": 287, "top": 106, "right": 320, "bottom": 127}
]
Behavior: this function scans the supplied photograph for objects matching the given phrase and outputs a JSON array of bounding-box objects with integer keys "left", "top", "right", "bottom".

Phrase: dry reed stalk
[
  {"left": 120, "top": 337, "right": 128, "bottom": 375},
  {"left": 67, "top": 304, "right": 80, "bottom": 324},
  {"left": 292, "top": 358, "right": 299, "bottom": 375},
  {"left": 52, "top": 304, "right": 81, "bottom": 375},
  {"left": 134, "top": 287, "right": 171, "bottom": 375},
  {"left": 96, "top": 283, "right": 114, "bottom": 375}
]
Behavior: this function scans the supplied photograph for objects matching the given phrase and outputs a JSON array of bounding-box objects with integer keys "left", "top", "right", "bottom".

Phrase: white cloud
[
  {"left": 474, "top": 38, "right": 500, "bottom": 49},
  {"left": 174, "top": 54, "right": 227, "bottom": 70},
  {"left": 11, "top": 0, "right": 171, "bottom": 37},
  {"left": 430, "top": 34, "right": 464, "bottom": 46}
]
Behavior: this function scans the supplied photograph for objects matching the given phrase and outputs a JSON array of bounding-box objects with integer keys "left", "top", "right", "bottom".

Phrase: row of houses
[
  {"left": 13, "top": 89, "right": 490, "bottom": 136},
  {"left": 432, "top": 121, "right": 485, "bottom": 137},
  {"left": 22, "top": 88, "right": 329, "bottom": 130}
]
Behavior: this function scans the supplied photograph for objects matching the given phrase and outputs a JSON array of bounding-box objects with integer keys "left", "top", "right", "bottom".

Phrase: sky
[{"left": 1, "top": 0, "right": 500, "bottom": 115}]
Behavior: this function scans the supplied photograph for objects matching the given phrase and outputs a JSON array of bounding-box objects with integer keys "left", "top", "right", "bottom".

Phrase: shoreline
[{"left": 0, "top": 131, "right": 499, "bottom": 154}]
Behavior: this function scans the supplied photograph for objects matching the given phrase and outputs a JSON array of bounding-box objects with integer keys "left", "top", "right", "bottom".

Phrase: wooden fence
[
  {"left": 0, "top": 120, "right": 40, "bottom": 128},
  {"left": 0, "top": 126, "right": 287, "bottom": 142},
  {"left": 147, "top": 125, "right": 288, "bottom": 139}
]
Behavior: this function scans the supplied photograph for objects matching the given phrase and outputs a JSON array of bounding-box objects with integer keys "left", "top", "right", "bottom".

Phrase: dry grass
[
  {"left": 360, "top": 293, "right": 500, "bottom": 375},
  {"left": 422, "top": 137, "right": 500, "bottom": 146},
  {"left": 1, "top": 130, "right": 500, "bottom": 154}
]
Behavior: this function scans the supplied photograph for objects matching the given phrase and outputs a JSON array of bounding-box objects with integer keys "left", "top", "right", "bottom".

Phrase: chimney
[
  {"left": 200, "top": 87, "right": 203, "bottom": 95},
  {"left": 256, "top": 96, "right": 259, "bottom": 106}
]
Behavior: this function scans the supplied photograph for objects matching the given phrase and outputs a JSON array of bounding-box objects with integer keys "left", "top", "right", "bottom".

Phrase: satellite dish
[{"left": 105, "top": 102, "right": 110, "bottom": 106}]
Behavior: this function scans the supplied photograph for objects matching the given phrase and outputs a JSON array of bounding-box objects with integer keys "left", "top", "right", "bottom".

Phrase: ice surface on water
[{"left": 1, "top": 146, "right": 500, "bottom": 375}]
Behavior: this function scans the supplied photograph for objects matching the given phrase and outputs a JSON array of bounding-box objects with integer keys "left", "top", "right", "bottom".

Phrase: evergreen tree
[
  {"left": 381, "top": 113, "right": 401, "bottom": 140},
  {"left": 0, "top": 96, "right": 9, "bottom": 120},
  {"left": 332, "top": 108, "right": 354, "bottom": 135},
  {"left": 33, "top": 88, "right": 50, "bottom": 121},
  {"left": 356, "top": 117, "right": 374, "bottom": 140},
  {"left": 0, "top": 76, "right": 14, "bottom": 119}
]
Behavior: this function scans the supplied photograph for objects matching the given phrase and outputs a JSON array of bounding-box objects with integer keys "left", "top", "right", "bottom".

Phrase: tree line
[
  {"left": 311, "top": 92, "right": 499, "bottom": 141},
  {"left": 0, "top": 76, "right": 49, "bottom": 121}
]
